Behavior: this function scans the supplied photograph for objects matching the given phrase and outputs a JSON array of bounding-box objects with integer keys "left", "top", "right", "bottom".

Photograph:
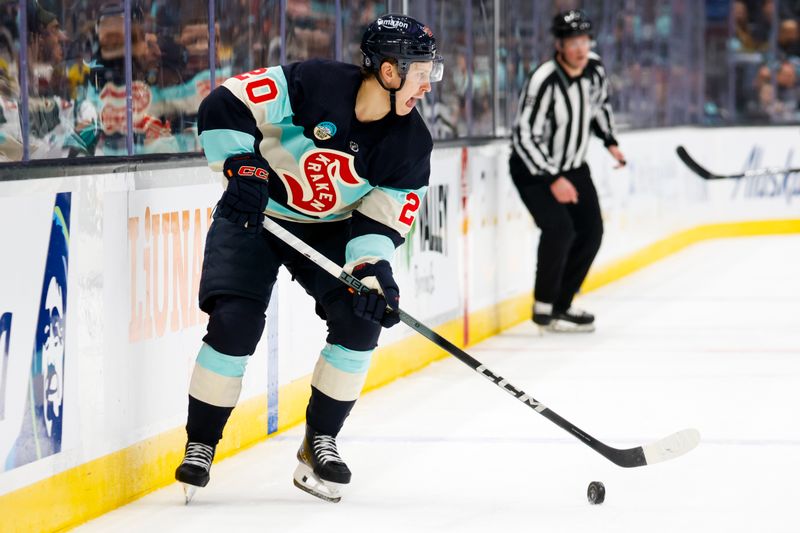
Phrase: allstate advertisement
[
  {"left": 0, "top": 193, "right": 71, "bottom": 471},
  {"left": 585, "top": 126, "right": 800, "bottom": 267}
]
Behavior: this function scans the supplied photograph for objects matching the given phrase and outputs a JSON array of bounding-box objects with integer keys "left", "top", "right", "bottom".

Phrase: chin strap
[{"left": 375, "top": 73, "right": 406, "bottom": 116}]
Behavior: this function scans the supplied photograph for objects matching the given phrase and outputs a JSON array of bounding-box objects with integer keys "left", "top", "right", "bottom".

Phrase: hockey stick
[
  {"left": 677, "top": 145, "right": 800, "bottom": 180},
  {"left": 263, "top": 217, "right": 700, "bottom": 468}
]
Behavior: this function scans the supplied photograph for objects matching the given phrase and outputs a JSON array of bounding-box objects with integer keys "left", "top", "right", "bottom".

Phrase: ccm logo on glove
[
  {"left": 218, "top": 154, "right": 272, "bottom": 232},
  {"left": 227, "top": 165, "right": 269, "bottom": 180}
]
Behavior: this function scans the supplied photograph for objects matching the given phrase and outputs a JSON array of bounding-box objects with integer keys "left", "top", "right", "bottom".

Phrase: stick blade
[
  {"left": 642, "top": 428, "right": 701, "bottom": 465},
  {"left": 676, "top": 146, "right": 715, "bottom": 179}
]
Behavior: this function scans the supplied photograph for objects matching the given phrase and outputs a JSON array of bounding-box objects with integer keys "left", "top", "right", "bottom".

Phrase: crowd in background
[
  {"left": 727, "top": 0, "right": 800, "bottom": 122},
  {"left": 0, "top": 0, "right": 223, "bottom": 160},
  {"left": 0, "top": 0, "right": 793, "bottom": 163}
]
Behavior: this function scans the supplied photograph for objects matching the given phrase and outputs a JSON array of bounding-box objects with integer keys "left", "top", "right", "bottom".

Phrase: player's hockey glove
[
  {"left": 347, "top": 259, "right": 400, "bottom": 328},
  {"left": 219, "top": 154, "right": 271, "bottom": 232}
]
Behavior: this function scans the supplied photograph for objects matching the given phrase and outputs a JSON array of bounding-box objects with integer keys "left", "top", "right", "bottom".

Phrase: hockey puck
[{"left": 587, "top": 481, "right": 605, "bottom": 504}]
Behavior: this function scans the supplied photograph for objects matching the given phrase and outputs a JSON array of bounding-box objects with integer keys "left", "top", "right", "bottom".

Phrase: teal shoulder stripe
[
  {"left": 200, "top": 129, "right": 256, "bottom": 166},
  {"left": 376, "top": 185, "right": 429, "bottom": 204},
  {"left": 266, "top": 67, "right": 294, "bottom": 124},
  {"left": 346, "top": 234, "right": 395, "bottom": 263},
  {"left": 321, "top": 343, "right": 374, "bottom": 374},
  {"left": 196, "top": 343, "right": 250, "bottom": 377},
  {"left": 278, "top": 120, "right": 316, "bottom": 161}
]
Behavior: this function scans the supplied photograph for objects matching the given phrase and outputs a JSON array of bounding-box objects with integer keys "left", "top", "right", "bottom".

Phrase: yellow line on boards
[{"left": 582, "top": 219, "right": 800, "bottom": 293}]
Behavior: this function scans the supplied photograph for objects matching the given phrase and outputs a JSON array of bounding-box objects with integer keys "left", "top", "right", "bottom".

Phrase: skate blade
[
  {"left": 182, "top": 483, "right": 199, "bottom": 504},
  {"left": 545, "top": 320, "right": 595, "bottom": 333},
  {"left": 292, "top": 463, "right": 344, "bottom": 503}
]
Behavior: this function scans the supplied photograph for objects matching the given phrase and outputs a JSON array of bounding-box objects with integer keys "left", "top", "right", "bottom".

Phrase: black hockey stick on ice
[
  {"left": 677, "top": 145, "right": 800, "bottom": 180},
  {"left": 263, "top": 217, "right": 700, "bottom": 468}
]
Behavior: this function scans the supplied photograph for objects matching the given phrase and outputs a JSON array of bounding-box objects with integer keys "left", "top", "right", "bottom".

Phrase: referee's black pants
[{"left": 511, "top": 162, "right": 603, "bottom": 313}]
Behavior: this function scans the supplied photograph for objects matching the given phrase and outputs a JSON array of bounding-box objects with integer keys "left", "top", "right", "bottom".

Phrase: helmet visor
[
  {"left": 430, "top": 57, "right": 444, "bottom": 82},
  {"left": 405, "top": 56, "right": 444, "bottom": 84}
]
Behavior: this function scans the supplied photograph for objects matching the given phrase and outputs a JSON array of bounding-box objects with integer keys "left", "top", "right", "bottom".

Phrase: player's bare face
[
  {"left": 558, "top": 35, "right": 591, "bottom": 72},
  {"left": 396, "top": 62, "right": 433, "bottom": 116}
]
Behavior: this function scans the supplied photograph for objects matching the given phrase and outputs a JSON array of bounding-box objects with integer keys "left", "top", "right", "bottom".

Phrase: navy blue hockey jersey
[{"left": 198, "top": 59, "right": 433, "bottom": 264}]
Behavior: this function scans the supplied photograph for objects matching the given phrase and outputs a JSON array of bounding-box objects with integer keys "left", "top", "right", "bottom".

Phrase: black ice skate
[
  {"left": 175, "top": 442, "right": 215, "bottom": 503},
  {"left": 548, "top": 307, "right": 595, "bottom": 333},
  {"left": 293, "top": 425, "right": 351, "bottom": 503}
]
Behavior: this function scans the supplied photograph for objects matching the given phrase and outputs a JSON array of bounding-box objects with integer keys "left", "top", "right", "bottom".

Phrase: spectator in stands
[
  {"left": 775, "top": 59, "right": 799, "bottom": 119},
  {"left": 778, "top": 19, "right": 800, "bottom": 58},
  {"left": 0, "top": 3, "right": 18, "bottom": 99},
  {"left": 0, "top": 1, "right": 96, "bottom": 161},
  {"left": 159, "top": 15, "right": 226, "bottom": 152},
  {"left": 733, "top": 1, "right": 769, "bottom": 52},
  {"left": 0, "top": 6, "right": 19, "bottom": 161},
  {"left": 451, "top": 51, "right": 469, "bottom": 135},
  {"left": 83, "top": 1, "right": 176, "bottom": 155},
  {"left": 779, "top": 0, "right": 800, "bottom": 18},
  {"left": 747, "top": 63, "right": 774, "bottom": 120},
  {"left": 757, "top": 80, "right": 779, "bottom": 120},
  {"left": 281, "top": 0, "right": 334, "bottom": 62}
]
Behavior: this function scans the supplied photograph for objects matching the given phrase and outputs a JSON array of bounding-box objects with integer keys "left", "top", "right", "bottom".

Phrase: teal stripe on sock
[
  {"left": 320, "top": 343, "right": 373, "bottom": 373},
  {"left": 196, "top": 343, "right": 250, "bottom": 377}
]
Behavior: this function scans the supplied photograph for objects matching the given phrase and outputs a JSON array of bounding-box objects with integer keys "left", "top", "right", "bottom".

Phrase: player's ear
[{"left": 379, "top": 60, "right": 399, "bottom": 88}]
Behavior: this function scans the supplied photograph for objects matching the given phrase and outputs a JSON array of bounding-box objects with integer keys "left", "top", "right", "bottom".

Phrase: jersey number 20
[{"left": 234, "top": 68, "right": 279, "bottom": 105}]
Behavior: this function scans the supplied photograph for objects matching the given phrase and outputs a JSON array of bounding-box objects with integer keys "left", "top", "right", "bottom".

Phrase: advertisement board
[{"left": 0, "top": 193, "right": 71, "bottom": 472}]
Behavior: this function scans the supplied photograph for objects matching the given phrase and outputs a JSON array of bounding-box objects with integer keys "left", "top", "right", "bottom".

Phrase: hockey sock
[
  {"left": 307, "top": 343, "right": 373, "bottom": 435},
  {"left": 186, "top": 343, "right": 250, "bottom": 445}
]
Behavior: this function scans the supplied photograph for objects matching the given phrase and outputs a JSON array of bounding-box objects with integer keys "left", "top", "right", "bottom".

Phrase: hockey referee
[{"left": 510, "top": 9, "right": 626, "bottom": 332}]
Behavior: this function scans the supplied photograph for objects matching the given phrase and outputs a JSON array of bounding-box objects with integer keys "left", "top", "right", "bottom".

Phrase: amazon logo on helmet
[
  {"left": 361, "top": 14, "right": 443, "bottom": 82},
  {"left": 551, "top": 9, "right": 593, "bottom": 39},
  {"left": 376, "top": 16, "right": 410, "bottom": 31}
]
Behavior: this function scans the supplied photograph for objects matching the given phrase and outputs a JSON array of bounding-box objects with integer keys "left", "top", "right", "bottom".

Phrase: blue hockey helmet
[{"left": 361, "top": 14, "right": 444, "bottom": 83}]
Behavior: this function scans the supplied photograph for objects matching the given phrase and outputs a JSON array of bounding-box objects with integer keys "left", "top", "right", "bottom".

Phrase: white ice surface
[{"left": 76, "top": 235, "right": 800, "bottom": 533}]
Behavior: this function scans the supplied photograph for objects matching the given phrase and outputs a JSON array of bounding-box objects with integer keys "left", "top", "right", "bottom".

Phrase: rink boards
[{"left": 0, "top": 126, "right": 799, "bottom": 532}]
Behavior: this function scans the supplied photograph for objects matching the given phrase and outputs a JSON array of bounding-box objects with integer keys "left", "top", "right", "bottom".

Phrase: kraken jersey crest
[{"left": 278, "top": 149, "right": 364, "bottom": 216}]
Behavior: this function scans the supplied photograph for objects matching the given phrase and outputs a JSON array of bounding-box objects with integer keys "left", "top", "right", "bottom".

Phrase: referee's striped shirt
[{"left": 511, "top": 51, "right": 617, "bottom": 183}]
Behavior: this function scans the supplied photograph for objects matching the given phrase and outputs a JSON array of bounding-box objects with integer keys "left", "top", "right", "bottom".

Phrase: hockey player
[
  {"left": 510, "top": 9, "right": 625, "bottom": 332},
  {"left": 175, "top": 14, "right": 442, "bottom": 503}
]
